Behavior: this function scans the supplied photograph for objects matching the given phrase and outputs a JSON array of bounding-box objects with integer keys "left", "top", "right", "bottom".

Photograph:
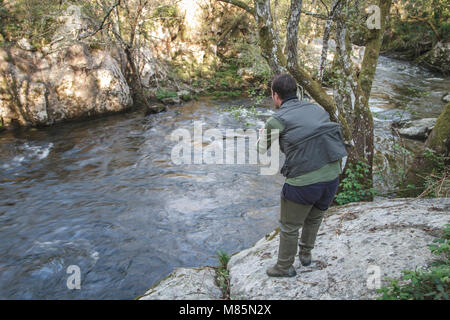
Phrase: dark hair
[{"left": 271, "top": 74, "right": 297, "bottom": 100}]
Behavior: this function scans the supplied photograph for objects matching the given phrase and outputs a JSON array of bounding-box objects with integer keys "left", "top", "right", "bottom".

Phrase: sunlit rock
[{"left": 391, "top": 118, "right": 437, "bottom": 140}]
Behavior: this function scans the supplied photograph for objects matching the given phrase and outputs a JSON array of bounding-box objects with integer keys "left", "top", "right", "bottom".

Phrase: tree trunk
[
  {"left": 318, "top": 0, "right": 341, "bottom": 82},
  {"left": 253, "top": 0, "right": 287, "bottom": 75},
  {"left": 331, "top": 0, "right": 391, "bottom": 199}
]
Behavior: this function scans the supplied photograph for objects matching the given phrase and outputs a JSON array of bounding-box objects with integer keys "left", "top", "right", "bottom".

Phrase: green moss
[
  {"left": 399, "top": 103, "right": 450, "bottom": 197},
  {"left": 428, "top": 103, "right": 450, "bottom": 151}
]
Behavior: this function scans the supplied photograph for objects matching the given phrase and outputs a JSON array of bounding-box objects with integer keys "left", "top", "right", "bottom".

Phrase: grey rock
[
  {"left": 139, "top": 267, "right": 222, "bottom": 300},
  {"left": 177, "top": 90, "right": 193, "bottom": 102},
  {"left": 419, "top": 41, "right": 450, "bottom": 74},
  {"left": 161, "top": 96, "right": 181, "bottom": 105},
  {"left": 17, "top": 38, "right": 33, "bottom": 51},
  {"left": 442, "top": 92, "right": 450, "bottom": 103},
  {"left": 392, "top": 118, "right": 437, "bottom": 140},
  {"left": 228, "top": 198, "right": 449, "bottom": 300}
]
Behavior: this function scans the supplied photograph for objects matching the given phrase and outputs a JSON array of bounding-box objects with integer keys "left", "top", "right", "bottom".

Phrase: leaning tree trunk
[{"left": 399, "top": 102, "right": 450, "bottom": 197}]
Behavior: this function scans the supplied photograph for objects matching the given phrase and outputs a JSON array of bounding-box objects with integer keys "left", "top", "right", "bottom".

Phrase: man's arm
[{"left": 256, "top": 116, "right": 284, "bottom": 154}]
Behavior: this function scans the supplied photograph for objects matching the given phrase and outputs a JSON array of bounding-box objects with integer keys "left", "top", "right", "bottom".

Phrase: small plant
[
  {"left": 215, "top": 250, "right": 230, "bottom": 300},
  {"left": 335, "top": 160, "right": 377, "bottom": 205},
  {"left": 247, "top": 88, "right": 266, "bottom": 106},
  {"left": 378, "top": 224, "right": 450, "bottom": 300},
  {"left": 223, "top": 104, "right": 261, "bottom": 126},
  {"left": 404, "top": 87, "right": 431, "bottom": 98},
  {"left": 418, "top": 148, "right": 449, "bottom": 198},
  {"left": 156, "top": 88, "right": 177, "bottom": 100}
]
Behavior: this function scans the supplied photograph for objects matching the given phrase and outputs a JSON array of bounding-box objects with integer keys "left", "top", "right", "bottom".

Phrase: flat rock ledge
[
  {"left": 139, "top": 198, "right": 449, "bottom": 300},
  {"left": 138, "top": 267, "right": 222, "bottom": 300}
]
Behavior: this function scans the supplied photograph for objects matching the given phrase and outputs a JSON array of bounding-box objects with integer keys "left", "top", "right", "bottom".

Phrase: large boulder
[
  {"left": 0, "top": 6, "right": 133, "bottom": 128},
  {"left": 139, "top": 198, "right": 449, "bottom": 300}
]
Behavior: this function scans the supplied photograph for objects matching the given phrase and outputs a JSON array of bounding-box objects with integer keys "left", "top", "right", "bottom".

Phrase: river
[{"left": 0, "top": 56, "right": 448, "bottom": 299}]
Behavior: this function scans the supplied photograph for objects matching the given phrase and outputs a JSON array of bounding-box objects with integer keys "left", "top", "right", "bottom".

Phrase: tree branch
[
  {"left": 81, "top": 0, "right": 121, "bottom": 39},
  {"left": 216, "top": 0, "right": 255, "bottom": 16},
  {"left": 406, "top": 15, "right": 441, "bottom": 41},
  {"left": 217, "top": 12, "right": 247, "bottom": 46},
  {"left": 301, "top": 11, "right": 328, "bottom": 20}
]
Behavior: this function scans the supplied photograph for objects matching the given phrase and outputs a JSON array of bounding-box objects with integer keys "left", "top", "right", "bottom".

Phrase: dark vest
[{"left": 273, "top": 98, "right": 347, "bottom": 178}]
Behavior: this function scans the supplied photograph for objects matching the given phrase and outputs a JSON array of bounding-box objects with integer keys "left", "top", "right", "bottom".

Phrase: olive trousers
[{"left": 276, "top": 195, "right": 325, "bottom": 269}]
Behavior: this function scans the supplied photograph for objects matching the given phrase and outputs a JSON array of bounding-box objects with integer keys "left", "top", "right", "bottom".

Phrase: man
[{"left": 257, "top": 74, "right": 347, "bottom": 277}]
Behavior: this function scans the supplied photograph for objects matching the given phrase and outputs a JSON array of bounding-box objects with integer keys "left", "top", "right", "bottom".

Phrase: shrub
[
  {"left": 378, "top": 224, "right": 450, "bottom": 300},
  {"left": 335, "top": 160, "right": 377, "bottom": 205}
]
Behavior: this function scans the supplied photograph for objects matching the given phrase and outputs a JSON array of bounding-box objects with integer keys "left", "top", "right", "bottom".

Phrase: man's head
[{"left": 271, "top": 74, "right": 297, "bottom": 109}]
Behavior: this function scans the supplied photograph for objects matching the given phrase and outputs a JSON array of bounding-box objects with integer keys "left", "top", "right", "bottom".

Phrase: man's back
[{"left": 272, "top": 98, "right": 347, "bottom": 178}]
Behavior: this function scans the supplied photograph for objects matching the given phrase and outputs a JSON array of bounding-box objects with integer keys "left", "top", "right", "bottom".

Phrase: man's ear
[{"left": 274, "top": 92, "right": 281, "bottom": 104}]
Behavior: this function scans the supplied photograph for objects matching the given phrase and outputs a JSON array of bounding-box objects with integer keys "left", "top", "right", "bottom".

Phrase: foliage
[
  {"left": 215, "top": 250, "right": 230, "bottom": 299},
  {"left": 226, "top": 40, "right": 272, "bottom": 85},
  {"left": 0, "top": 0, "right": 66, "bottom": 48},
  {"left": 223, "top": 104, "right": 261, "bottom": 127},
  {"left": 335, "top": 160, "right": 377, "bottom": 205},
  {"left": 418, "top": 148, "right": 449, "bottom": 198},
  {"left": 211, "top": 90, "right": 242, "bottom": 99},
  {"left": 384, "top": 0, "right": 450, "bottom": 56},
  {"left": 155, "top": 88, "right": 177, "bottom": 100},
  {"left": 378, "top": 224, "right": 450, "bottom": 300}
]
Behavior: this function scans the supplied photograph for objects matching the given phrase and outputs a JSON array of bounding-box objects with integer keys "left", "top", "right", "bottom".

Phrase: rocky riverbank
[
  {"left": 139, "top": 198, "right": 449, "bottom": 300},
  {"left": 0, "top": 5, "right": 196, "bottom": 129}
]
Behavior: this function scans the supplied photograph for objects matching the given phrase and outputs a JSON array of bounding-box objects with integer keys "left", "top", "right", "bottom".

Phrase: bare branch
[
  {"left": 216, "top": 0, "right": 255, "bottom": 16},
  {"left": 319, "top": 0, "right": 329, "bottom": 16},
  {"left": 302, "top": 10, "right": 328, "bottom": 20},
  {"left": 82, "top": 0, "right": 121, "bottom": 39}
]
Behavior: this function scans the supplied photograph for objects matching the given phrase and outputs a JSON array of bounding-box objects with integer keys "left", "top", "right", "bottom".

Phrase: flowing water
[{"left": 0, "top": 56, "right": 448, "bottom": 299}]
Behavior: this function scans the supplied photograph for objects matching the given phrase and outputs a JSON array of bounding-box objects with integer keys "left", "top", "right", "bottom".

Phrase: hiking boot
[
  {"left": 266, "top": 264, "right": 296, "bottom": 277},
  {"left": 299, "top": 250, "right": 312, "bottom": 266}
]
